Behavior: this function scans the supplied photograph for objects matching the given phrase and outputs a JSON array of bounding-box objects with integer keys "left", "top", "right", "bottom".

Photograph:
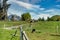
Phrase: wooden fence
[
  {"left": 4, "top": 24, "right": 29, "bottom": 40},
  {"left": 20, "top": 25, "right": 29, "bottom": 40}
]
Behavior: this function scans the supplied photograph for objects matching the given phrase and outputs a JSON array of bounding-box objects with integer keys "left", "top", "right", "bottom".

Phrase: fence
[
  {"left": 3, "top": 24, "right": 29, "bottom": 40},
  {"left": 20, "top": 25, "right": 29, "bottom": 40}
]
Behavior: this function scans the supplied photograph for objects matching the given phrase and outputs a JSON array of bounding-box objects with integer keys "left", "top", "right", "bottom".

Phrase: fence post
[
  {"left": 57, "top": 25, "right": 59, "bottom": 34},
  {"left": 20, "top": 25, "right": 23, "bottom": 40},
  {"left": 23, "top": 31, "right": 29, "bottom": 40},
  {"left": 4, "top": 24, "right": 5, "bottom": 28}
]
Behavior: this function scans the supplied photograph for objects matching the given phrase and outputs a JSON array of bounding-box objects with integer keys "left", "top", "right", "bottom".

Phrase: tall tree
[
  {"left": 38, "top": 17, "right": 41, "bottom": 21},
  {"left": 47, "top": 17, "right": 51, "bottom": 21},
  {"left": 0, "top": 0, "right": 10, "bottom": 20},
  {"left": 41, "top": 17, "right": 45, "bottom": 21},
  {"left": 21, "top": 12, "right": 31, "bottom": 21}
]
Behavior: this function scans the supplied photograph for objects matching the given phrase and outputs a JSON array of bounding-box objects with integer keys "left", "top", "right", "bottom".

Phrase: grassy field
[
  {"left": 0, "top": 21, "right": 26, "bottom": 40},
  {"left": 0, "top": 21, "right": 60, "bottom": 40},
  {"left": 25, "top": 21, "right": 60, "bottom": 40}
]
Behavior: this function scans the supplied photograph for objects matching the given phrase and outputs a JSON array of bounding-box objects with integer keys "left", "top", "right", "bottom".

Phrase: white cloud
[
  {"left": 30, "top": 12, "right": 52, "bottom": 20},
  {"left": 44, "top": 9, "right": 60, "bottom": 16},
  {"left": 7, "top": 8, "right": 23, "bottom": 17},
  {"left": 30, "top": 12, "right": 39, "bottom": 20},
  {"left": 8, "top": 0, "right": 45, "bottom": 11},
  {"left": 38, "top": 14, "right": 52, "bottom": 20},
  {"left": 8, "top": 0, "right": 39, "bottom": 9},
  {"left": 44, "top": 9, "right": 55, "bottom": 12}
]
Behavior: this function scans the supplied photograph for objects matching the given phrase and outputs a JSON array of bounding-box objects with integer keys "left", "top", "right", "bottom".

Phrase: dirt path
[{"left": 3, "top": 25, "right": 20, "bottom": 30}]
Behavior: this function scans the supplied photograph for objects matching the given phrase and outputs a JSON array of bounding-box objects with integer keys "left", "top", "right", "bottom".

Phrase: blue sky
[{"left": 7, "top": 0, "right": 60, "bottom": 20}]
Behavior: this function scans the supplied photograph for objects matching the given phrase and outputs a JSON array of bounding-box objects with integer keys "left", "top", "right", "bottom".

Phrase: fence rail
[
  {"left": 3, "top": 24, "right": 29, "bottom": 40},
  {"left": 20, "top": 25, "right": 29, "bottom": 40}
]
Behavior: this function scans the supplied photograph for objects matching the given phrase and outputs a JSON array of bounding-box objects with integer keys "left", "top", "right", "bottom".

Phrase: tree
[
  {"left": 50, "top": 15, "right": 60, "bottom": 21},
  {"left": 21, "top": 12, "right": 31, "bottom": 21},
  {"left": 47, "top": 17, "right": 51, "bottom": 21},
  {"left": 0, "top": 0, "right": 10, "bottom": 20},
  {"left": 41, "top": 17, "right": 44, "bottom": 21},
  {"left": 38, "top": 17, "right": 41, "bottom": 21}
]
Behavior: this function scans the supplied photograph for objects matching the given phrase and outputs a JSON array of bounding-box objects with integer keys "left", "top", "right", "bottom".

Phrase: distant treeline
[
  {"left": 9, "top": 13, "right": 60, "bottom": 21},
  {"left": 38, "top": 15, "right": 60, "bottom": 21}
]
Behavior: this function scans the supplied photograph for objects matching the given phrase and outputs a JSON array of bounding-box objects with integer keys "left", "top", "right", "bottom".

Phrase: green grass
[
  {"left": 25, "top": 21, "right": 60, "bottom": 40},
  {"left": 0, "top": 21, "right": 60, "bottom": 40},
  {"left": 0, "top": 29, "right": 20, "bottom": 40}
]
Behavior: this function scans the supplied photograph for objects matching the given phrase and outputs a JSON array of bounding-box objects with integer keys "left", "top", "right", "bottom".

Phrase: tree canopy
[
  {"left": 21, "top": 12, "right": 31, "bottom": 21},
  {"left": 0, "top": 0, "right": 10, "bottom": 20},
  {"left": 50, "top": 15, "right": 60, "bottom": 21}
]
